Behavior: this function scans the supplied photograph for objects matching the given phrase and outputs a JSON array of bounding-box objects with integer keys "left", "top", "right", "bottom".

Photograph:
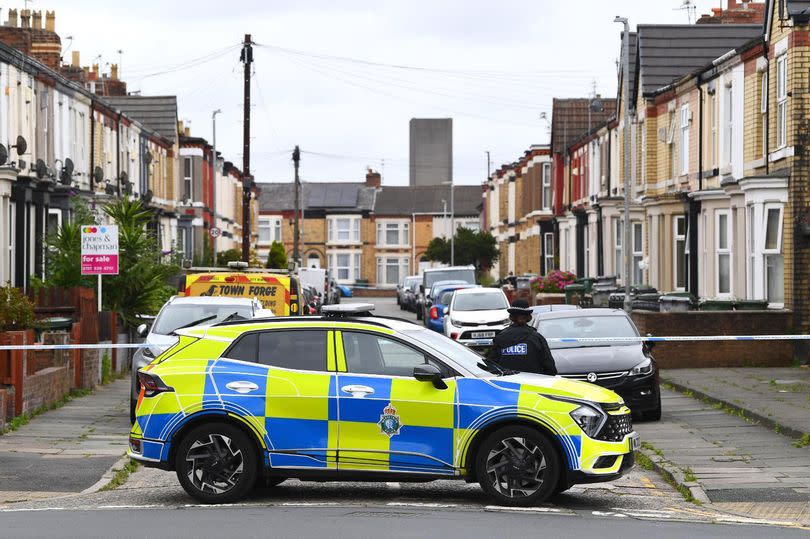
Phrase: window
[
  {"left": 763, "top": 205, "right": 784, "bottom": 305},
  {"left": 710, "top": 93, "right": 718, "bottom": 168},
  {"left": 182, "top": 157, "right": 192, "bottom": 201},
  {"left": 376, "top": 221, "right": 409, "bottom": 247},
  {"left": 680, "top": 105, "right": 690, "bottom": 176},
  {"left": 223, "top": 331, "right": 328, "bottom": 371},
  {"left": 715, "top": 210, "right": 732, "bottom": 296},
  {"left": 330, "top": 251, "right": 361, "bottom": 282},
  {"left": 543, "top": 232, "right": 554, "bottom": 273},
  {"left": 583, "top": 225, "right": 590, "bottom": 278},
  {"left": 776, "top": 54, "right": 788, "bottom": 149},
  {"left": 747, "top": 205, "right": 756, "bottom": 297},
  {"left": 342, "top": 332, "right": 441, "bottom": 377},
  {"left": 632, "top": 222, "right": 643, "bottom": 285},
  {"left": 724, "top": 85, "right": 734, "bottom": 166},
  {"left": 541, "top": 163, "right": 552, "bottom": 210},
  {"left": 614, "top": 218, "right": 622, "bottom": 280},
  {"left": 673, "top": 215, "right": 687, "bottom": 291},
  {"left": 376, "top": 256, "right": 409, "bottom": 286},
  {"left": 641, "top": 122, "right": 647, "bottom": 183},
  {"left": 667, "top": 110, "right": 677, "bottom": 180},
  {"left": 178, "top": 227, "right": 192, "bottom": 260},
  {"left": 46, "top": 208, "right": 62, "bottom": 237},
  {"left": 328, "top": 216, "right": 360, "bottom": 244},
  {"left": 259, "top": 217, "right": 282, "bottom": 244}
]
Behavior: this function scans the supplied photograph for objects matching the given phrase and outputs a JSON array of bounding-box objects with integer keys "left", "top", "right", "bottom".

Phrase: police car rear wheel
[
  {"left": 475, "top": 426, "right": 560, "bottom": 506},
  {"left": 175, "top": 423, "right": 258, "bottom": 504}
]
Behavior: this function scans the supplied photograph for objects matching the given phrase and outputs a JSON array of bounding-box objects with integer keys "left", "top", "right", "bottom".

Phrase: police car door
[{"left": 335, "top": 330, "right": 456, "bottom": 475}]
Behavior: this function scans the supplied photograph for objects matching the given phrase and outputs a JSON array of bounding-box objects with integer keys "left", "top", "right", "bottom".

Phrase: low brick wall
[
  {"left": 22, "top": 366, "right": 70, "bottom": 414},
  {"left": 0, "top": 387, "right": 7, "bottom": 430},
  {"left": 80, "top": 349, "right": 100, "bottom": 389},
  {"left": 351, "top": 288, "right": 397, "bottom": 298},
  {"left": 630, "top": 310, "right": 794, "bottom": 369}
]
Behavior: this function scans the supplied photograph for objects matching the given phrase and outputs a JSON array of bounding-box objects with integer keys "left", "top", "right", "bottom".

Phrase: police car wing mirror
[
  {"left": 136, "top": 323, "right": 150, "bottom": 338},
  {"left": 413, "top": 363, "right": 447, "bottom": 390}
]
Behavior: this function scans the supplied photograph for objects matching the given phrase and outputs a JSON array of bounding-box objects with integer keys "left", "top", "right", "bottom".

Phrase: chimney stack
[
  {"left": 45, "top": 10, "right": 55, "bottom": 32},
  {"left": 31, "top": 10, "right": 41, "bottom": 30},
  {"left": 110, "top": 63, "right": 118, "bottom": 80},
  {"left": 20, "top": 9, "right": 30, "bottom": 28},
  {"left": 71, "top": 50, "right": 80, "bottom": 67},
  {"left": 7, "top": 9, "right": 18, "bottom": 27},
  {"left": 365, "top": 168, "right": 382, "bottom": 188}
]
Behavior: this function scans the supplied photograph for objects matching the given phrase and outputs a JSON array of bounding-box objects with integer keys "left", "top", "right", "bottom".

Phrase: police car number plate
[
  {"left": 471, "top": 331, "right": 496, "bottom": 339},
  {"left": 628, "top": 433, "right": 640, "bottom": 451}
]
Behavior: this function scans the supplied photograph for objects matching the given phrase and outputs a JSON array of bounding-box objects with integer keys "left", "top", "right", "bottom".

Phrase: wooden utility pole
[
  {"left": 240, "top": 34, "right": 253, "bottom": 262},
  {"left": 292, "top": 146, "right": 301, "bottom": 267}
]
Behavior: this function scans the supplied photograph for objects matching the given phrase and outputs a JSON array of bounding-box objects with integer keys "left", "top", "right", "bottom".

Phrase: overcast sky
[{"left": 39, "top": 0, "right": 729, "bottom": 185}]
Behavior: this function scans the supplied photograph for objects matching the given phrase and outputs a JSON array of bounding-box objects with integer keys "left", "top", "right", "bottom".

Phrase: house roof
[
  {"left": 373, "top": 185, "right": 481, "bottom": 215},
  {"left": 788, "top": 0, "right": 810, "bottom": 15},
  {"left": 105, "top": 96, "right": 179, "bottom": 142},
  {"left": 257, "top": 182, "right": 377, "bottom": 213},
  {"left": 550, "top": 98, "right": 617, "bottom": 154},
  {"left": 636, "top": 24, "right": 762, "bottom": 96}
]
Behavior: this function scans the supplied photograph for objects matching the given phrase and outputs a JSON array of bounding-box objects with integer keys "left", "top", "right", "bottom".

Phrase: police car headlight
[
  {"left": 631, "top": 358, "right": 653, "bottom": 376},
  {"left": 450, "top": 318, "right": 463, "bottom": 328},
  {"left": 569, "top": 405, "right": 605, "bottom": 437}
]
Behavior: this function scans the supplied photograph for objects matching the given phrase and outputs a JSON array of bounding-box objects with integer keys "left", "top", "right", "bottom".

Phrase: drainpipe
[{"left": 89, "top": 103, "right": 95, "bottom": 192}]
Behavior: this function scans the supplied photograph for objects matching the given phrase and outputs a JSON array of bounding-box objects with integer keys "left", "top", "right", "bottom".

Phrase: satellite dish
[
  {"left": 104, "top": 183, "right": 116, "bottom": 196},
  {"left": 93, "top": 166, "right": 104, "bottom": 184},
  {"left": 0, "top": 145, "right": 7, "bottom": 167},
  {"left": 35, "top": 159, "right": 48, "bottom": 180},
  {"left": 143, "top": 151, "right": 153, "bottom": 165},
  {"left": 13, "top": 135, "right": 27, "bottom": 156},
  {"left": 590, "top": 97, "right": 604, "bottom": 113},
  {"left": 60, "top": 158, "right": 75, "bottom": 185}
]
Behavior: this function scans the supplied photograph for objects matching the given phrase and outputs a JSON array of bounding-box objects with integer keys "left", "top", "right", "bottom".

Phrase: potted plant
[{"left": 532, "top": 270, "right": 576, "bottom": 305}]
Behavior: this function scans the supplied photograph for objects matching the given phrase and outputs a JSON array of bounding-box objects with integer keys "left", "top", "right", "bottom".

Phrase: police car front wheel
[
  {"left": 475, "top": 425, "right": 560, "bottom": 506},
  {"left": 175, "top": 422, "right": 258, "bottom": 504}
]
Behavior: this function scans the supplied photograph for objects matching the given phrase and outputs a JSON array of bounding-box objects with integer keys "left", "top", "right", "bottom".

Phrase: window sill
[
  {"left": 768, "top": 146, "right": 794, "bottom": 163},
  {"left": 376, "top": 244, "right": 410, "bottom": 249}
]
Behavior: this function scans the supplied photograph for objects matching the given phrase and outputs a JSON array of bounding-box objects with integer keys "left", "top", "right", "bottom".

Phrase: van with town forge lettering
[
  {"left": 178, "top": 264, "right": 301, "bottom": 317},
  {"left": 130, "top": 303, "right": 637, "bottom": 506}
]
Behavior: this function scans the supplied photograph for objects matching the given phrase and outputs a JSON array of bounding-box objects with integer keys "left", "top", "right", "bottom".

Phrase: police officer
[{"left": 487, "top": 299, "right": 557, "bottom": 375}]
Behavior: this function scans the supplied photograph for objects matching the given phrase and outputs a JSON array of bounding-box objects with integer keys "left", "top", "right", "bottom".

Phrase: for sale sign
[{"left": 81, "top": 225, "right": 119, "bottom": 275}]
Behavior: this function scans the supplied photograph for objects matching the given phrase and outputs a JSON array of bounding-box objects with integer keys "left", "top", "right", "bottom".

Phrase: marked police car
[{"left": 129, "top": 304, "right": 638, "bottom": 506}]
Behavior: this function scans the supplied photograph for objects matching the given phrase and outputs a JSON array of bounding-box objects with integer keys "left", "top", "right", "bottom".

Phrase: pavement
[
  {"left": 633, "top": 368, "right": 810, "bottom": 525},
  {"left": 0, "top": 379, "right": 130, "bottom": 503}
]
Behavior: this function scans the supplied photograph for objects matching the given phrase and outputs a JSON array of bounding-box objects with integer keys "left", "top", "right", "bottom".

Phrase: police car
[{"left": 129, "top": 304, "right": 638, "bottom": 506}]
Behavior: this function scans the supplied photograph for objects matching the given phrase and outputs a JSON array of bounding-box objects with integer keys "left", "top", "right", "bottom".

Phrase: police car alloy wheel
[
  {"left": 175, "top": 422, "right": 258, "bottom": 503},
  {"left": 475, "top": 425, "right": 560, "bottom": 506}
]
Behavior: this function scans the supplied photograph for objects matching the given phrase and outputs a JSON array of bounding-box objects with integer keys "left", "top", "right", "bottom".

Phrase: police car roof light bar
[{"left": 321, "top": 303, "right": 375, "bottom": 317}]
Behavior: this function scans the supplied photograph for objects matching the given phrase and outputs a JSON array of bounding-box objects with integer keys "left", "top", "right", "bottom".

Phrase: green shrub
[
  {"left": 0, "top": 285, "right": 35, "bottom": 331},
  {"left": 101, "top": 352, "right": 112, "bottom": 384}
]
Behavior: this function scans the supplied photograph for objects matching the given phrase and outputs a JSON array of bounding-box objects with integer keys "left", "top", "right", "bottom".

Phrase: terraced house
[
  {"left": 0, "top": 9, "right": 255, "bottom": 290},
  {"left": 483, "top": 0, "right": 810, "bottom": 336}
]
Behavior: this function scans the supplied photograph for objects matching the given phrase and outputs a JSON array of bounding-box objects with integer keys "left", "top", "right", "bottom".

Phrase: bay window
[
  {"left": 763, "top": 205, "right": 784, "bottom": 305},
  {"left": 715, "top": 210, "right": 732, "bottom": 296},
  {"left": 329, "top": 251, "right": 362, "bottom": 283},
  {"left": 542, "top": 163, "right": 551, "bottom": 210},
  {"left": 674, "top": 215, "right": 687, "bottom": 291},
  {"left": 543, "top": 232, "right": 554, "bottom": 273},
  {"left": 376, "top": 256, "right": 409, "bottom": 286},
  {"left": 632, "top": 222, "right": 643, "bottom": 285},
  {"left": 614, "top": 218, "right": 622, "bottom": 280}
]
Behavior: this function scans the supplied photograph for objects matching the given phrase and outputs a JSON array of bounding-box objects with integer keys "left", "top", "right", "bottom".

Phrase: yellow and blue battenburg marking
[{"left": 129, "top": 322, "right": 631, "bottom": 479}]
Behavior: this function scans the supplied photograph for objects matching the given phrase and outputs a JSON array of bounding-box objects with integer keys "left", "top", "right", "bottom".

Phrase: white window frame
[
  {"left": 710, "top": 93, "right": 718, "bottom": 168},
  {"left": 761, "top": 72, "right": 769, "bottom": 158},
  {"left": 614, "top": 218, "right": 622, "bottom": 280},
  {"left": 763, "top": 204, "right": 784, "bottom": 255},
  {"left": 776, "top": 54, "right": 787, "bottom": 149},
  {"left": 543, "top": 232, "right": 554, "bottom": 273},
  {"left": 183, "top": 157, "right": 193, "bottom": 201},
  {"left": 724, "top": 85, "right": 734, "bottom": 167},
  {"left": 747, "top": 205, "right": 756, "bottom": 298},
  {"left": 715, "top": 209, "right": 732, "bottom": 297},
  {"left": 541, "top": 163, "right": 551, "bottom": 210},
  {"left": 327, "top": 215, "right": 361, "bottom": 245},
  {"left": 583, "top": 225, "right": 590, "bottom": 278},
  {"left": 673, "top": 215, "right": 687, "bottom": 291},
  {"left": 680, "top": 105, "right": 690, "bottom": 176},
  {"left": 376, "top": 256, "right": 409, "bottom": 287},
  {"left": 329, "top": 250, "right": 362, "bottom": 284},
  {"left": 375, "top": 220, "right": 410, "bottom": 248},
  {"left": 258, "top": 216, "right": 282, "bottom": 244}
]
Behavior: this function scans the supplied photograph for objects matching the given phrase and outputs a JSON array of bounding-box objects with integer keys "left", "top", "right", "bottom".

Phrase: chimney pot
[
  {"left": 184, "top": 127, "right": 190, "bottom": 137},
  {"left": 45, "top": 10, "right": 55, "bottom": 32},
  {"left": 711, "top": 7, "right": 722, "bottom": 15},
  {"left": 31, "top": 10, "right": 42, "bottom": 30},
  {"left": 7, "top": 8, "right": 18, "bottom": 27},
  {"left": 71, "top": 51, "right": 80, "bottom": 67},
  {"left": 20, "top": 9, "right": 30, "bottom": 28},
  {"left": 110, "top": 63, "right": 118, "bottom": 81},
  {"left": 92, "top": 63, "right": 99, "bottom": 75}
]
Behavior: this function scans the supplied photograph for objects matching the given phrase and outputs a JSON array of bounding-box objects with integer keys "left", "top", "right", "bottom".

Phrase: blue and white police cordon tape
[{"left": 1, "top": 334, "right": 810, "bottom": 351}]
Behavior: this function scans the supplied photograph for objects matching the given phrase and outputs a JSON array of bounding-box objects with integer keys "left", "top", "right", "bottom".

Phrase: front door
[{"left": 335, "top": 330, "right": 456, "bottom": 475}]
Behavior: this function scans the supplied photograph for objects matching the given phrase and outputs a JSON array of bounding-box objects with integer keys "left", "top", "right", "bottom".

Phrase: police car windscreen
[
  {"left": 453, "top": 292, "right": 508, "bottom": 311},
  {"left": 152, "top": 305, "right": 253, "bottom": 335},
  {"left": 537, "top": 315, "right": 638, "bottom": 349},
  {"left": 425, "top": 269, "right": 475, "bottom": 288}
]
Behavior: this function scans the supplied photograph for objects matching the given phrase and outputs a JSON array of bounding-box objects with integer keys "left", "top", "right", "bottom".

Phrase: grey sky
[{"left": 40, "top": 0, "right": 728, "bottom": 185}]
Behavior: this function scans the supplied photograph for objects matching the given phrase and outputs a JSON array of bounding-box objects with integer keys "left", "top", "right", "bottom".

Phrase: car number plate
[
  {"left": 471, "top": 331, "right": 496, "bottom": 339},
  {"left": 628, "top": 433, "right": 640, "bottom": 451}
]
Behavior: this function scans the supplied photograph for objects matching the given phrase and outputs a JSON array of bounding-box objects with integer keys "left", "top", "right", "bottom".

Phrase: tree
[
  {"left": 101, "top": 198, "right": 179, "bottom": 327},
  {"left": 217, "top": 248, "right": 242, "bottom": 267},
  {"left": 43, "top": 198, "right": 97, "bottom": 289},
  {"left": 423, "top": 228, "right": 499, "bottom": 276},
  {"left": 266, "top": 241, "right": 288, "bottom": 270}
]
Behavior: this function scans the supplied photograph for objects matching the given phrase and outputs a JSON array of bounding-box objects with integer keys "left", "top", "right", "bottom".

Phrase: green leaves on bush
[{"left": 0, "top": 285, "right": 35, "bottom": 331}]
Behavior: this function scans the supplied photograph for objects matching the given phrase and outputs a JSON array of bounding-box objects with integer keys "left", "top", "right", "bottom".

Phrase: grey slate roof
[
  {"left": 636, "top": 24, "right": 762, "bottom": 95},
  {"left": 788, "top": 0, "right": 810, "bottom": 15},
  {"left": 257, "top": 182, "right": 376, "bottom": 213},
  {"left": 105, "top": 96, "right": 178, "bottom": 142},
  {"left": 373, "top": 185, "right": 481, "bottom": 216}
]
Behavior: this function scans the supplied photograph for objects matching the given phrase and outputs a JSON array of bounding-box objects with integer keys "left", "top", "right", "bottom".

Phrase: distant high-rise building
[{"left": 409, "top": 118, "right": 452, "bottom": 186}]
